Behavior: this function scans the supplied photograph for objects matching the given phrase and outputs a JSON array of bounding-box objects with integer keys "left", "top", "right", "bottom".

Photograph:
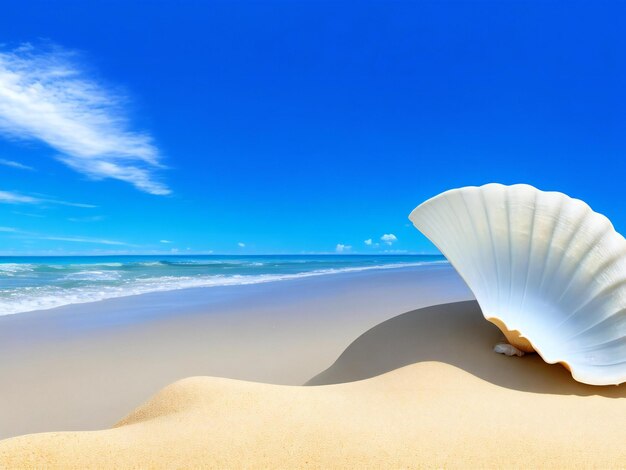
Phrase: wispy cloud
[
  {"left": 67, "top": 215, "right": 105, "bottom": 222},
  {"left": 364, "top": 238, "right": 372, "bottom": 246},
  {"left": 0, "top": 190, "right": 38, "bottom": 204},
  {"left": 238, "top": 242, "right": 246, "bottom": 248},
  {"left": 0, "top": 226, "right": 130, "bottom": 246},
  {"left": 0, "top": 189, "right": 95, "bottom": 208},
  {"left": 0, "top": 158, "right": 34, "bottom": 170},
  {"left": 40, "top": 235, "right": 128, "bottom": 246},
  {"left": 0, "top": 43, "right": 170, "bottom": 195},
  {"left": 12, "top": 211, "right": 45, "bottom": 218},
  {"left": 160, "top": 239, "right": 173, "bottom": 244}
]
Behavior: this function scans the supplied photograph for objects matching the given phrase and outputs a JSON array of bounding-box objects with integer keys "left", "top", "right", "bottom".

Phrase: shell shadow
[{"left": 305, "top": 300, "right": 626, "bottom": 397}]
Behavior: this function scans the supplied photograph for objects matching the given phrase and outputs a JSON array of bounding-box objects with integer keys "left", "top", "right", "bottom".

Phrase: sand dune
[
  {"left": 1, "top": 300, "right": 624, "bottom": 468},
  {"left": 307, "top": 300, "right": 625, "bottom": 397},
  {"left": 1, "top": 365, "right": 625, "bottom": 468}
]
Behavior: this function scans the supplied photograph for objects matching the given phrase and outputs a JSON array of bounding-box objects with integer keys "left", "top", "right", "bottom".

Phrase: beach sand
[
  {"left": 0, "top": 264, "right": 470, "bottom": 439},
  {"left": 1, "top": 268, "right": 625, "bottom": 468},
  {"left": 1, "top": 300, "right": 625, "bottom": 468}
]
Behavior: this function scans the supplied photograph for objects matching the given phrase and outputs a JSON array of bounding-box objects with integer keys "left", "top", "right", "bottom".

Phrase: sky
[{"left": 0, "top": 0, "right": 624, "bottom": 255}]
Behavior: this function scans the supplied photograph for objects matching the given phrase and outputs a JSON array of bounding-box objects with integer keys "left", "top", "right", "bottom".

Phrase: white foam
[
  {"left": 69, "top": 262, "right": 123, "bottom": 268},
  {"left": 0, "top": 263, "right": 35, "bottom": 275},
  {"left": 0, "top": 261, "right": 447, "bottom": 316},
  {"left": 63, "top": 270, "right": 122, "bottom": 281}
]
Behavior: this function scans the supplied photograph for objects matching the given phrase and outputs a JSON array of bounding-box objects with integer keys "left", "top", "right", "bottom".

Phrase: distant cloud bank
[{"left": 0, "top": 43, "right": 170, "bottom": 195}]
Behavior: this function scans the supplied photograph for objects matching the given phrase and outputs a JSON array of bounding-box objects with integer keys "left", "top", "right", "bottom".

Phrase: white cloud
[
  {"left": 0, "top": 189, "right": 95, "bottom": 208},
  {"left": 238, "top": 242, "right": 246, "bottom": 248},
  {"left": 381, "top": 233, "right": 398, "bottom": 245},
  {"left": 335, "top": 243, "right": 352, "bottom": 253},
  {"left": 40, "top": 235, "right": 128, "bottom": 246},
  {"left": 364, "top": 238, "right": 372, "bottom": 246},
  {"left": 68, "top": 215, "right": 104, "bottom": 222},
  {"left": 0, "top": 190, "right": 38, "bottom": 204},
  {"left": 0, "top": 44, "right": 169, "bottom": 195},
  {"left": 12, "top": 211, "right": 45, "bottom": 218},
  {"left": 0, "top": 226, "right": 129, "bottom": 246},
  {"left": 160, "top": 239, "right": 173, "bottom": 244},
  {"left": 0, "top": 158, "right": 34, "bottom": 170}
]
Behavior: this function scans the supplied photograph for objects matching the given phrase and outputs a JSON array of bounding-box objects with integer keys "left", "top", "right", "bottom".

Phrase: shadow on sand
[{"left": 305, "top": 300, "right": 625, "bottom": 398}]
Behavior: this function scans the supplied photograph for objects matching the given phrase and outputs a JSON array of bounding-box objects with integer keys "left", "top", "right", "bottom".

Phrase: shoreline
[
  {"left": 0, "top": 264, "right": 471, "bottom": 439},
  {"left": 0, "top": 256, "right": 446, "bottom": 317}
]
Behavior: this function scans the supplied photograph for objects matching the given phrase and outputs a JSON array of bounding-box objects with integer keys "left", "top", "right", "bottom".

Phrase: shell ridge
[
  {"left": 480, "top": 188, "right": 502, "bottom": 313},
  {"left": 519, "top": 188, "right": 539, "bottom": 314},
  {"left": 568, "top": 335, "right": 626, "bottom": 357},
  {"left": 505, "top": 189, "right": 514, "bottom": 315},
  {"left": 449, "top": 191, "right": 492, "bottom": 304},
  {"left": 438, "top": 195, "right": 468, "bottom": 267},
  {"left": 564, "top": 303, "right": 626, "bottom": 343},
  {"left": 459, "top": 189, "right": 495, "bottom": 308},
  {"left": 553, "top": 225, "right": 614, "bottom": 320},
  {"left": 535, "top": 194, "right": 566, "bottom": 298},
  {"left": 542, "top": 204, "right": 591, "bottom": 303},
  {"left": 593, "top": 358, "right": 626, "bottom": 368},
  {"left": 433, "top": 195, "right": 470, "bottom": 284},
  {"left": 558, "top": 258, "right": 626, "bottom": 333},
  {"left": 422, "top": 200, "right": 464, "bottom": 277},
  {"left": 411, "top": 195, "right": 480, "bottom": 301}
]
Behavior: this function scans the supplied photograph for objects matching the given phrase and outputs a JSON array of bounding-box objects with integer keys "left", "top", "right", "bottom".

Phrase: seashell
[
  {"left": 409, "top": 183, "right": 626, "bottom": 386},
  {"left": 493, "top": 342, "right": 525, "bottom": 357}
]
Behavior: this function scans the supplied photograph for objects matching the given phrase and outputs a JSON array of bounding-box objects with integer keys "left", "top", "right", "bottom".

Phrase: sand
[
  {"left": 0, "top": 264, "right": 471, "bottom": 439},
  {"left": 1, "top": 300, "right": 625, "bottom": 468}
]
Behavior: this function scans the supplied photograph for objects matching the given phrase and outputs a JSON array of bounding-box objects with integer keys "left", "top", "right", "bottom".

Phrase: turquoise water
[{"left": 0, "top": 255, "right": 445, "bottom": 315}]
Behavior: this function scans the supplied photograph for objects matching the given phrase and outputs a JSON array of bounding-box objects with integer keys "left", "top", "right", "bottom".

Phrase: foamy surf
[{"left": 0, "top": 255, "right": 446, "bottom": 315}]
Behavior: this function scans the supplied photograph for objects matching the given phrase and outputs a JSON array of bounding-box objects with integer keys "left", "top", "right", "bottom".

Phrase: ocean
[{"left": 0, "top": 254, "right": 446, "bottom": 316}]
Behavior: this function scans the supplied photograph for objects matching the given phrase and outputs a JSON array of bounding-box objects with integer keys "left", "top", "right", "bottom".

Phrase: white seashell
[
  {"left": 409, "top": 183, "right": 626, "bottom": 386},
  {"left": 494, "top": 342, "right": 525, "bottom": 357}
]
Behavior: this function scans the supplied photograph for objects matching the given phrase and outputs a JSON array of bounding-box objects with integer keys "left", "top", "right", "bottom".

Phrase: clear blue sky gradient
[{"left": 0, "top": 1, "right": 624, "bottom": 255}]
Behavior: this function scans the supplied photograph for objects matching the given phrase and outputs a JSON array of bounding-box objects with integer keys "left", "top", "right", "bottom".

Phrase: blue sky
[{"left": 0, "top": 1, "right": 624, "bottom": 255}]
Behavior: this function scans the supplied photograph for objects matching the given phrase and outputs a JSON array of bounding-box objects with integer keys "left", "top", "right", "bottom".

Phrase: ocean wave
[
  {"left": 0, "top": 261, "right": 447, "bottom": 316},
  {"left": 63, "top": 270, "right": 122, "bottom": 281},
  {"left": 0, "top": 262, "right": 126, "bottom": 275},
  {"left": 0, "top": 263, "right": 35, "bottom": 275},
  {"left": 156, "top": 260, "right": 258, "bottom": 268},
  {"left": 68, "top": 262, "right": 123, "bottom": 268}
]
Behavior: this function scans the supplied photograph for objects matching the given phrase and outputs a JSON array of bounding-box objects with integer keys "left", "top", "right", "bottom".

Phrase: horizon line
[{"left": 0, "top": 252, "right": 443, "bottom": 258}]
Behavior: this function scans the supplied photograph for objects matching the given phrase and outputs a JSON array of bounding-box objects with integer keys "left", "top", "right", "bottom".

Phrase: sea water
[{"left": 0, "top": 254, "right": 445, "bottom": 315}]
